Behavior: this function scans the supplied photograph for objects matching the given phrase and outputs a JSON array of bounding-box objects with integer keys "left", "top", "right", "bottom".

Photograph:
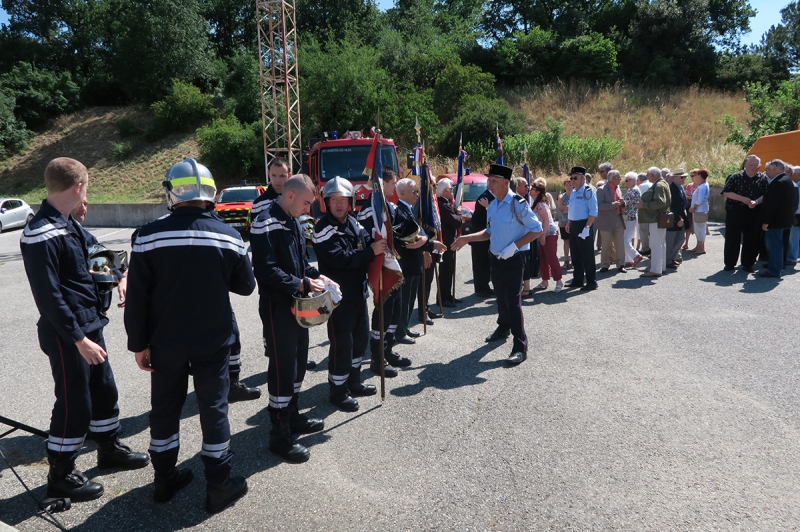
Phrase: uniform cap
[{"left": 487, "top": 164, "right": 513, "bottom": 180}]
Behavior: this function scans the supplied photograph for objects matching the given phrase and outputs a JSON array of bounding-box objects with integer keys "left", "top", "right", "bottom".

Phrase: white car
[{"left": 0, "top": 198, "right": 35, "bottom": 232}]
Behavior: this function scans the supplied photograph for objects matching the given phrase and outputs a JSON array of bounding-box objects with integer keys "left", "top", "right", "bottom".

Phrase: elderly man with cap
[
  {"left": 564, "top": 166, "right": 599, "bottom": 291},
  {"left": 452, "top": 164, "right": 542, "bottom": 366}
]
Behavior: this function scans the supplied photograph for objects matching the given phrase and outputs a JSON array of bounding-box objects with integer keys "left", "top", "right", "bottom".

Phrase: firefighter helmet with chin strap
[
  {"left": 163, "top": 158, "right": 217, "bottom": 210},
  {"left": 291, "top": 290, "right": 339, "bottom": 328},
  {"left": 322, "top": 176, "right": 355, "bottom": 210}
]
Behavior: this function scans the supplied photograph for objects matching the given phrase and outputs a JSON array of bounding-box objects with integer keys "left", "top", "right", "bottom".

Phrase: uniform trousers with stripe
[
  {"left": 263, "top": 299, "right": 309, "bottom": 427},
  {"left": 490, "top": 253, "right": 527, "bottom": 354},
  {"left": 149, "top": 344, "right": 232, "bottom": 484},
  {"left": 327, "top": 299, "right": 369, "bottom": 393},
  {"left": 370, "top": 289, "right": 401, "bottom": 356},
  {"left": 396, "top": 275, "right": 420, "bottom": 340},
  {"left": 38, "top": 325, "right": 120, "bottom": 465},
  {"left": 229, "top": 311, "right": 241, "bottom": 376}
]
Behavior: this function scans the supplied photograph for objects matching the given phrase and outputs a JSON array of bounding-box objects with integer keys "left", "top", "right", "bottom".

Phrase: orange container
[{"left": 746, "top": 128, "right": 800, "bottom": 170}]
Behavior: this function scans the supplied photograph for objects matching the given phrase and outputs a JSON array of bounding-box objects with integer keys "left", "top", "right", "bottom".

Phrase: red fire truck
[{"left": 303, "top": 131, "right": 401, "bottom": 217}]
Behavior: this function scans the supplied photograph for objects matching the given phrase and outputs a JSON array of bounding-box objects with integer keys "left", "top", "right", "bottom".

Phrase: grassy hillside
[{"left": 0, "top": 83, "right": 751, "bottom": 204}]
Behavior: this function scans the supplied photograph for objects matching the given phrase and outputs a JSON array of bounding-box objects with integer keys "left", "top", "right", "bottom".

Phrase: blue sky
[{"left": 0, "top": 0, "right": 790, "bottom": 48}]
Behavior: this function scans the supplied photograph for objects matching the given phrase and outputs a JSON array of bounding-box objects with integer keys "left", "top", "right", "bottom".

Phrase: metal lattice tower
[{"left": 256, "top": 0, "right": 301, "bottom": 176}]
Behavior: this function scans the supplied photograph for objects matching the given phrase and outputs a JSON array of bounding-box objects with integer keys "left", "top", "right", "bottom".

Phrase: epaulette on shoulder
[{"left": 513, "top": 194, "right": 526, "bottom": 203}]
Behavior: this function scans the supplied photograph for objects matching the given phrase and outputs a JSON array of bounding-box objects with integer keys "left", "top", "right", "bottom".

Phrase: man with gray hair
[
  {"left": 721, "top": 155, "right": 767, "bottom": 272},
  {"left": 638, "top": 167, "right": 671, "bottom": 277},
  {"left": 787, "top": 166, "right": 800, "bottom": 266},
  {"left": 436, "top": 178, "right": 462, "bottom": 306},
  {"left": 759, "top": 159, "right": 798, "bottom": 277}
]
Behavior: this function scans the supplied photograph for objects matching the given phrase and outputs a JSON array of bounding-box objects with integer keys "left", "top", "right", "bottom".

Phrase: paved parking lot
[{"left": 1, "top": 223, "right": 799, "bottom": 531}]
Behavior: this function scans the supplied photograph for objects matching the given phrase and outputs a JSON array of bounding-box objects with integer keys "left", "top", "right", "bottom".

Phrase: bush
[
  {"left": 0, "top": 62, "right": 81, "bottom": 129},
  {"left": 438, "top": 96, "right": 525, "bottom": 154},
  {"left": 496, "top": 27, "right": 559, "bottom": 83},
  {"left": 0, "top": 90, "right": 34, "bottom": 159},
  {"left": 110, "top": 141, "right": 134, "bottom": 160},
  {"left": 116, "top": 118, "right": 139, "bottom": 138},
  {"left": 196, "top": 115, "right": 261, "bottom": 179},
  {"left": 723, "top": 76, "right": 800, "bottom": 151},
  {"left": 380, "top": 85, "right": 440, "bottom": 148},
  {"left": 464, "top": 119, "right": 623, "bottom": 174},
  {"left": 557, "top": 33, "right": 618, "bottom": 83},
  {"left": 150, "top": 79, "right": 215, "bottom": 139},
  {"left": 433, "top": 63, "right": 496, "bottom": 123}
]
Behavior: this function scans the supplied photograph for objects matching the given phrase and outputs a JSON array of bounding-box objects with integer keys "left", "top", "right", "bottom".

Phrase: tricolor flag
[
  {"left": 419, "top": 162, "right": 441, "bottom": 238},
  {"left": 522, "top": 163, "right": 531, "bottom": 187},
  {"left": 366, "top": 133, "right": 403, "bottom": 304},
  {"left": 495, "top": 129, "right": 504, "bottom": 165},
  {"left": 455, "top": 146, "right": 467, "bottom": 208}
]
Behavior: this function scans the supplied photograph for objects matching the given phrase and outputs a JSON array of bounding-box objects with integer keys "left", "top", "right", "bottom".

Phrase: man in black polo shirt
[{"left": 721, "top": 155, "right": 768, "bottom": 272}]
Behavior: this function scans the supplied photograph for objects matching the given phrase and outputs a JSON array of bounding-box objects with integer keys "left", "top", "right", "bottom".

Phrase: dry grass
[
  {"left": 0, "top": 82, "right": 751, "bottom": 202},
  {"left": 0, "top": 107, "right": 199, "bottom": 204},
  {"left": 503, "top": 81, "right": 750, "bottom": 187}
]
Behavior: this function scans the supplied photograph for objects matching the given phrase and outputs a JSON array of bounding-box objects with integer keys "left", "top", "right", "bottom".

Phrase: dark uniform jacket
[
  {"left": 250, "top": 200, "right": 320, "bottom": 305},
  {"left": 469, "top": 188, "right": 494, "bottom": 246},
  {"left": 667, "top": 181, "right": 688, "bottom": 232},
  {"left": 437, "top": 195, "right": 462, "bottom": 247},
  {"left": 21, "top": 200, "right": 108, "bottom": 344},
  {"left": 312, "top": 213, "right": 375, "bottom": 302},
  {"left": 124, "top": 207, "right": 255, "bottom": 354},
  {"left": 394, "top": 200, "right": 433, "bottom": 276},
  {"left": 762, "top": 173, "right": 799, "bottom": 229},
  {"left": 250, "top": 184, "right": 280, "bottom": 222}
]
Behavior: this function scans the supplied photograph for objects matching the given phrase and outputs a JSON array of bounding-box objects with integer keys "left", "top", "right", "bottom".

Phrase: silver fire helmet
[
  {"left": 323, "top": 176, "right": 355, "bottom": 210},
  {"left": 163, "top": 158, "right": 217, "bottom": 210},
  {"left": 291, "top": 291, "right": 339, "bottom": 328},
  {"left": 299, "top": 214, "right": 315, "bottom": 242},
  {"left": 88, "top": 244, "right": 119, "bottom": 293}
]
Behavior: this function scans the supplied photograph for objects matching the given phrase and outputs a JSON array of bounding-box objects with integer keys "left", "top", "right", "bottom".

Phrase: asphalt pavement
[{"left": 1, "top": 223, "right": 799, "bottom": 531}]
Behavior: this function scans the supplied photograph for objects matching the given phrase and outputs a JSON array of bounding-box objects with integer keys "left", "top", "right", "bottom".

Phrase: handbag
[
  {"left": 693, "top": 211, "right": 709, "bottom": 224},
  {"left": 657, "top": 212, "right": 674, "bottom": 229}
]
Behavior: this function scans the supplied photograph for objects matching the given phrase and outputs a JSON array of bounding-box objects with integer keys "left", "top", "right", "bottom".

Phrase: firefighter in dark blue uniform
[
  {"left": 20, "top": 157, "right": 149, "bottom": 504},
  {"left": 125, "top": 158, "right": 255, "bottom": 513},
  {"left": 452, "top": 164, "right": 543, "bottom": 366},
  {"left": 313, "top": 177, "right": 384, "bottom": 411},
  {"left": 249, "top": 157, "right": 318, "bottom": 370},
  {"left": 251, "top": 174, "right": 330, "bottom": 463},
  {"left": 357, "top": 168, "right": 404, "bottom": 378}
]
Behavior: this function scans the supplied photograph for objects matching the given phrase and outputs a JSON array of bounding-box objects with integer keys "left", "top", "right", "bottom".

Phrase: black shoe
[
  {"left": 506, "top": 351, "right": 527, "bottom": 366},
  {"left": 97, "top": 438, "right": 150, "bottom": 470},
  {"left": 442, "top": 300, "right": 457, "bottom": 308},
  {"left": 618, "top": 266, "right": 628, "bottom": 273},
  {"left": 485, "top": 329, "right": 510, "bottom": 343},
  {"left": 475, "top": 290, "right": 495, "bottom": 298},
  {"left": 742, "top": 265, "right": 755, "bottom": 273},
  {"left": 349, "top": 381, "right": 377, "bottom": 396},
  {"left": 641, "top": 249, "right": 651, "bottom": 256},
  {"left": 154, "top": 467, "right": 193, "bottom": 503},
  {"left": 269, "top": 430, "right": 310, "bottom": 463},
  {"left": 369, "top": 361, "right": 398, "bottom": 378},
  {"left": 580, "top": 283, "right": 598, "bottom": 291},
  {"left": 228, "top": 377, "right": 262, "bottom": 403},
  {"left": 452, "top": 298, "right": 463, "bottom": 303},
  {"left": 306, "top": 360, "right": 317, "bottom": 370},
  {"left": 599, "top": 266, "right": 609, "bottom": 272},
  {"left": 666, "top": 262, "right": 678, "bottom": 269},
  {"left": 290, "top": 413, "right": 324, "bottom": 434},
  {"left": 47, "top": 462, "right": 104, "bottom": 502},
  {"left": 398, "top": 335, "right": 416, "bottom": 345},
  {"left": 564, "top": 280, "right": 584, "bottom": 288},
  {"left": 206, "top": 476, "right": 248, "bottom": 514},
  {"left": 723, "top": 265, "right": 734, "bottom": 271},
  {"left": 428, "top": 309, "right": 443, "bottom": 319},
  {"left": 330, "top": 393, "right": 359, "bottom": 412},
  {"left": 386, "top": 352, "right": 412, "bottom": 367},
  {"left": 407, "top": 330, "right": 421, "bottom": 338}
]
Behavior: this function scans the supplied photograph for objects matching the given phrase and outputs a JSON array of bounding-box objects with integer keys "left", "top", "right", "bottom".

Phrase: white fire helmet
[{"left": 163, "top": 158, "right": 216, "bottom": 210}]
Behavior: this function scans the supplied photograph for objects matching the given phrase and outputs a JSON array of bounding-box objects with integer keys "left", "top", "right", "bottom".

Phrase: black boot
[
  {"left": 154, "top": 467, "right": 194, "bottom": 503},
  {"left": 369, "top": 358, "right": 398, "bottom": 378},
  {"left": 206, "top": 475, "right": 248, "bottom": 513},
  {"left": 288, "top": 394, "right": 324, "bottom": 434},
  {"left": 385, "top": 352, "right": 412, "bottom": 367},
  {"left": 228, "top": 373, "right": 261, "bottom": 403},
  {"left": 47, "top": 461, "right": 104, "bottom": 502},
  {"left": 348, "top": 367, "right": 377, "bottom": 397},
  {"left": 97, "top": 437, "right": 150, "bottom": 470},
  {"left": 269, "top": 412, "right": 310, "bottom": 463}
]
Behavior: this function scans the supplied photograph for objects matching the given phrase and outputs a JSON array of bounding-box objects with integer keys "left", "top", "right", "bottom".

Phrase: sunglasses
[
  {"left": 570, "top": 176, "right": 580, "bottom": 180},
  {"left": 411, "top": 189, "right": 420, "bottom": 194}
]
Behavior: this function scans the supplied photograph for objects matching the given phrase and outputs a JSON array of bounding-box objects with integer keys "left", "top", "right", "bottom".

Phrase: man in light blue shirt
[
  {"left": 566, "top": 166, "right": 599, "bottom": 290},
  {"left": 452, "top": 164, "right": 542, "bottom": 366}
]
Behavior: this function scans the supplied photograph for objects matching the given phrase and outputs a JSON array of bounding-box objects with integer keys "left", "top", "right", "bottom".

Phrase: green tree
[
  {"left": 197, "top": 115, "right": 262, "bottom": 179},
  {"left": 0, "top": 62, "right": 81, "bottom": 128},
  {"left": 759, "top": 1, "right": 800, "bottom": 81},
  {"left": 296, "top": 0, "right": 382, "bottom": 44},
  {"left": 439, "top": 95, "right": 525, "bottom": 153},
  {"left": 557, "top": 32, "right": 618, "bottom": 82},
  {"left": 379, "top": 84, "right": 440, "bottom": 147},
  {"left": 496, "top": 27, "right": 559, "bottom": 83},
  {"left": 202, "top": 0, "right": 257, "bottom": 58},
  {"left": 433, "top": 63, "right": 496, "bottom": 123},
  {"left": 0, "top": 90, "right": 34, "bottom": 159},
  {"left": 101, "top": 0, "right": 215, "bottom": 102}
]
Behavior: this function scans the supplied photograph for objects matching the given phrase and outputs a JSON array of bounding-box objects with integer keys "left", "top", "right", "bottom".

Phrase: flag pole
[
  {"left": 379, "top": 274, "right": 385, "bottom": 400},
  {"left": 415, "top": 118, "right": 427, "bottom": 336},
  {"left": 453, "top": 132, "right": 463, "bottom": 301}
]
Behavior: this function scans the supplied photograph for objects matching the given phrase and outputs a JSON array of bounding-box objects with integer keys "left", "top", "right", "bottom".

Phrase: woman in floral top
[
  {"left": 622, "top": 172, "right": 644, "bottom": 267},
  {"left": 531, "top": 178, "right": 564, "bottom": 292}
]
